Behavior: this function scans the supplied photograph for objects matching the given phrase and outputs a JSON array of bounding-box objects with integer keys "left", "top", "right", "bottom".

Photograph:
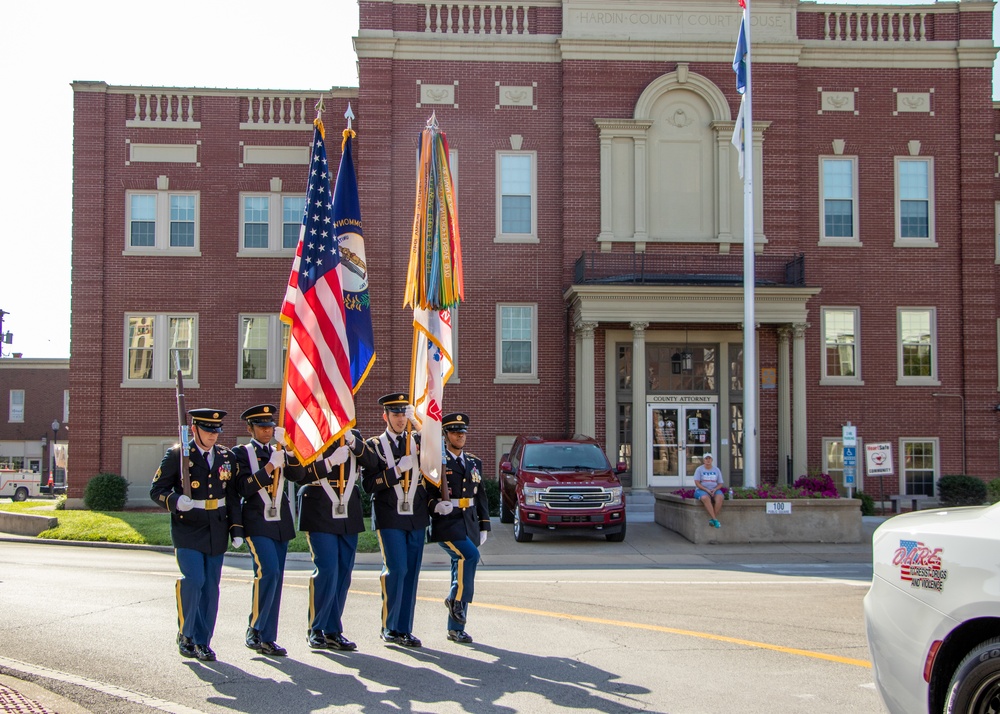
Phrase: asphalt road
[{"left": 0, "top": 541, "right": 881, "bottom": 713}]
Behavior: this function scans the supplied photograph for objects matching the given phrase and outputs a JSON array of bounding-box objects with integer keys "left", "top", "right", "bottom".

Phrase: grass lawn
[{"left": 0, "top": 501, "right": 379, "bottom": 553}]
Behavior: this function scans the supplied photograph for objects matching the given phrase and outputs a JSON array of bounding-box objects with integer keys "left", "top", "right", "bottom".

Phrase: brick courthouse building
[{"left": 71, "top": 0, "right": 1000, "bottom": 508}]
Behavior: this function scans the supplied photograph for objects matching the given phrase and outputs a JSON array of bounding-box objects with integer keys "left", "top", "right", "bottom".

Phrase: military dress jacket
[
  {"left": 150, "top": 442, "right": 243, "bottom": 556},
  {"left": 233, "top": 440, "right": 305, "bottom": 542},
  {"left": 427, "top": 450, "right": 491, "bottom": 543},
  {"left": 358, "top": 429, "right": 429, "bottom": 532},
  {"left": 285, "top": 433, "right": 367, "bottom": 536}
]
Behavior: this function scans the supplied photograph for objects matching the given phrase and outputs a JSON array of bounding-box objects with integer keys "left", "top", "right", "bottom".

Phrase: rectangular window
[
  {"left": 902, "top": 438, "right": 937, "bottom": 497},
  {"left": 895, "top": 158, "right": 935, "bottom": 245},
  {"left": 129, "top": 194, "right": 156, "bottom": 247},
  {"left": 820, "top": 308, "right": 861, "bottom": 384},
  {"left": 125, "top": 190, "right": 200, "bottom": 254},
  {"left": 123, "top": 313, "right": 198, "bottom": 387},
  {"left": 282, "top": 196, "right": 303, "bottom": 249},
  {"left": 9, "top": 389, "right": 24, "bottom": 423},
  {"left": 496, "top": 304, "right": 538, "bottom": 382},
  {"left": 238, "top": 314, "right": 288, "bottom": 387},
  {"left": 496, "top": 151, "right": 537, "bottom": 242},
  {"left": 822, "top": 437, "right": 863, "bottom": 496},
  {"left": 897, "top": 308, "right": 938, "bottom": 384},
  {"left": 819, "top": 157, "right": 858, "bottom": 242},
  {"left": 239, "top": 192, "right": 303, "bottom": 255}
]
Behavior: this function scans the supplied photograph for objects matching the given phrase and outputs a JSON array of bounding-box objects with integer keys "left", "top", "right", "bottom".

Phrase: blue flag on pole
[
  {"left": 733, "top": 17, "right": 748, "bottom": 95},
  {"left": 333, "top": 129, "right": 376, "bottom": 392}
]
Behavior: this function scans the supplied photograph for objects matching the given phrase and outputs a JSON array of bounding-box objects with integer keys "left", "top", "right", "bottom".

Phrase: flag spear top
[
  {"left": 345, "top": 102, "right": 354, "bottom": 130},
  {"left": 314, "top": 94, "right": 326, "bottom": 120}
]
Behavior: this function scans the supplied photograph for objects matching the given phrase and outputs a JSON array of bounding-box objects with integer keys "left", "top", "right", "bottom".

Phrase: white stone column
[
  {"left": 634, "top": 135, "right": 648, "bottom": 243},
  {"left": 791, "top": 323, "right": 810, "bottom": 479},
  {"left": 630, "top": 321, "right": 649, "bottom": 489},
  {"left": 598, "top": 135, "right": 613, "bottom": 242},
  {"left": 578, "top": 322, "right": 598, "bottom": 438},
  {"left": 777, "top": 327, "right": 792, "bottom": 485}
]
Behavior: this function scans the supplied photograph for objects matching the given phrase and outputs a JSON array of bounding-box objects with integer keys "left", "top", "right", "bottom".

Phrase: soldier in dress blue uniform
[
  {"left": 426, "top": 412, "right": 491, "bottom": 644},
  {"left": 150, "top": 408, "right": 243, "bottom": 662},
  {"left": 232, "top": 404, "right": 305, "bottom": 657},
  {"left": 358, "top": 392, "right": 428, "bottom": 648},
  {"left": 284, "top": 430, "right": 368, "bottom": 651}
]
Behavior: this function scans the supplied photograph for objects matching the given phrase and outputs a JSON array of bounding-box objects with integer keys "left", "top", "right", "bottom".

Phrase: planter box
[
  {"left": 654, "top": 492, "right": 862, "bottom": 544},
  {"left": 0, "top": 512, "right": 58, "bottom": 537}
]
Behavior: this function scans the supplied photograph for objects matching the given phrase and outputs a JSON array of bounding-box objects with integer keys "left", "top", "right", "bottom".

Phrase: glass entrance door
[{"left": 648, "top": 404, "right": 716, "bottom": 487}]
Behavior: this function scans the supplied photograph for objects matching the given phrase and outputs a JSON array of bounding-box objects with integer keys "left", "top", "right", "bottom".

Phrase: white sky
[{"left": 0, "top": 0, "right": 993, "bottom": 359}]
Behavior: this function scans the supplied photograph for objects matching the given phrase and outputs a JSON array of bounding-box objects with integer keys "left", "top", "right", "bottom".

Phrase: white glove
[
  {"left": 273, "top": 427, "right": 286, "bottom": 445},
  {"left": 396, "top": 455, "right": 414, "bottom": 472},
  {"left": 176, "top": 495, "right": 194, "bottom": 512},
  {"left": 268, "top": 448, "right": 285, "bottom": 470},
  {"left": 479, "top": 531, "right": 488, "bottom": 546},
  {"left": 404, "top": 404, "right": 419, "bottom": 427},
  {"left": 434, "top": 501, "right": 454, "bottom": 516},
  {"left": 324, "top": 445, "right": 351, "bottom": 469},
  {"left": 231, "top": 537, "right": 244, "bottom": 549},
  {"left": 344, "top": 429, "right": 357, "bottom": 447}
]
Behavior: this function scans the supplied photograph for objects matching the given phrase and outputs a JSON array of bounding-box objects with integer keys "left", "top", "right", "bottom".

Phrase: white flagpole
[{"left": 741, "top": 0, "right": 758, "bottom": 488}]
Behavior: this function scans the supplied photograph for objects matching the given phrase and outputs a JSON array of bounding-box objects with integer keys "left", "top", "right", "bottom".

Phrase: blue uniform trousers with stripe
[
  {"left": 175, "top": 548, "right": 224, "bottom": 646},
  {"left": 306, "top": 531, "right": 358, "bottom": 634},
  {"left": 439, "top": 538, "right": 479, "bottom": 630},
  {"left": 247, "top": 536, "right": 288, "bottom": 642},
  {"left": 377, "top": 528, "right": 424, "bottom": 634}
]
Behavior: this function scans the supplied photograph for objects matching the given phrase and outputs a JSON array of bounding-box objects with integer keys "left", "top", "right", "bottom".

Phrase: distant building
[
  {"left": 71, "top": 0, "right": 999, "bottom": 508},
  {"left": 0, "top": 358, "right": 69, "bottom": 490}
]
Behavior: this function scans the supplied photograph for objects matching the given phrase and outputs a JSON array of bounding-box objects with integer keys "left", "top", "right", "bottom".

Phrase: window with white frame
[
  {"left": 819, "top": 157, "right": 858, "bottom": 243},
  {"left": 238, "top": 314, "right": 290, "bottom": 387},
  {"left": 9, "top": 389, "right": 24, "bottom": 423},
  {"left": 496, "top": 152, "right": 537, "bottom": 243},
  {"left": 897, "top": 308, "right": 938, "bottom": 384},
  {"left": 125, "top": 191, "right": 200, "bottom": 253},
  {"left": 901, "top": 438, "right": 938, "bottom": 496},
  {"left": 496, "top": 304, "right": 537, "bottom": 382},
  {"left": 238, "top": 193, "right": 304, "bottom": 255},
  {"left": 822, "top": 437, "right": 863, "bottom": 496},
  {"left": 123, "top": 314, "right": 198, "bottom": 387},
  {"left": 894, "top": 157, "right": 935, "bottom": 245},
  {"left": 820, "top": 307, "right": 861, "bottom": 384}
]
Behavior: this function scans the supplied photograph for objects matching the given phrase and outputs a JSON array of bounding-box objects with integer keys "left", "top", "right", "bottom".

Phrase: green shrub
[
  {"left": 54, "top": 496, "right": 67, "bottom": 511},
  {"left": 937, "top": 475, "right": 987, "bottom": 507},
  {"left": 481, "top": 476, "right": 501, "bottom": 517},
  {"left": 988, "top": 479, "right": 1000, "bottom": 505},
  {"left": 83, "top": 473, "right": 130, "bottom": 511},
  {"left": 855, "top": 490, "right": 875, "bottom": 516}
]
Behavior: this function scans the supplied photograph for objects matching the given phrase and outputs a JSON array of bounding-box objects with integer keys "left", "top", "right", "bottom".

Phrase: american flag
[
  {"left": 899, "top": 539, "right": 922, "bottom": 581},
  {"left": 279, "top": 120, "right": 355, "bottom": 464}
]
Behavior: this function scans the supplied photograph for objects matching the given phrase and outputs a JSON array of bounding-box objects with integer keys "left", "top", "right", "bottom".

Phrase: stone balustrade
[
  {"left": 126, "top": 93, "right": 200, "bottom": 128},
  {"left": 821, "top": 10, "right": 928, "bottom": 42},
  {"left": 239, "top": 95, "right": 314, "bottom": 131},
  {"left": 423, "top": 3, "right": 530, "bottom": 34}
]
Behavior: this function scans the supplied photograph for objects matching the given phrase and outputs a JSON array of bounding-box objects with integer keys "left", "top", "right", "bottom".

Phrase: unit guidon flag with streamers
[{"left": 279, "top": 119, "right": 355, "bottom": 464}]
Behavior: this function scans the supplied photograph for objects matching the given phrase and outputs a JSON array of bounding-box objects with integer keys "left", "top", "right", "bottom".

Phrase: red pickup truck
[{"left": 498, "top": 435, "right": 627, "bottom": 542}]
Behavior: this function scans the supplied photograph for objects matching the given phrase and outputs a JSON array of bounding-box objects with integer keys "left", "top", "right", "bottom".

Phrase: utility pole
[{"left": 0, "top": 309, "right": 10, "bottom": 358}]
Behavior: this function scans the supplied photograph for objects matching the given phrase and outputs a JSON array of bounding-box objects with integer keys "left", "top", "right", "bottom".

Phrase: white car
[{"left": 864, "top": 503, "right": 1000, "bottom": 713}]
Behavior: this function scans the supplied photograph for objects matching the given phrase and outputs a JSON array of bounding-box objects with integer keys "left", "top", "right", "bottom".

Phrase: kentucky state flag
[{"left": 333, "top": 130, "right": 376, "bottom": 392}]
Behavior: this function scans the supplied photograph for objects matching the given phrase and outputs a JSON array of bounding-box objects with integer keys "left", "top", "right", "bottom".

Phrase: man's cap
[
  {"left": 241, "top": 404, "right": 278, "bottom": 427},
  {"left": 378, "top": 393, "right": 410, "bottom": 413},
  {"left": 189, "top": 408, "right": 226, "bottom": 433},
  {"left": 703, "top": 452, "right": 714, "bottom": 460},
  {"left": 442, "top": 413, "right": 470, "bottom": 433}
]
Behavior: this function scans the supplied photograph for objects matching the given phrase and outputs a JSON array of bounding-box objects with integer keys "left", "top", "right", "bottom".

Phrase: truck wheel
[
  {"left": 13, "top": 487, "right": 28, "bottom": 502},
  {"left": 606, "top": 521, "right": 627, "bottom": 542},
  {"left": 513, "top": 507, "right": 533, "bottom": 543},
  {"left": 500, "top": 497, "right": 514, "bottom": 524},
  {"left": 945, "top": 636, "right": 1000, "bottom": 713}
]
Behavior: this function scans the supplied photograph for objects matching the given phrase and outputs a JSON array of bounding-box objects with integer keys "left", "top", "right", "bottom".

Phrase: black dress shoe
[
  {"left": 307, "top": 630, "right": 328, "bottom": 649},
  {"left": 177, "top": 634, "right": 196, "bottom": 658},
  {"left": 259, "top": 641, "right": 287, "bottom": 657},
  {"left": 445, "top": 597, "right": 467, "bottom": 625},
  {"left": 324, "top": 632, "right": 357, "bottom": 651},
  {"left": 398, "top": 632, "right": 422, "bottom": 648},
  {"left": 447, "top": 630, "right": 474, "bottom": 644},
  {"left": 194, "top": 644, "right": 217, "bottom": 661},
  {"left": 380, "top": 628, "right": 402, "bottom": 644},
  {"left": 245, "top": 627, "right": 262, "bottom": 651}
]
